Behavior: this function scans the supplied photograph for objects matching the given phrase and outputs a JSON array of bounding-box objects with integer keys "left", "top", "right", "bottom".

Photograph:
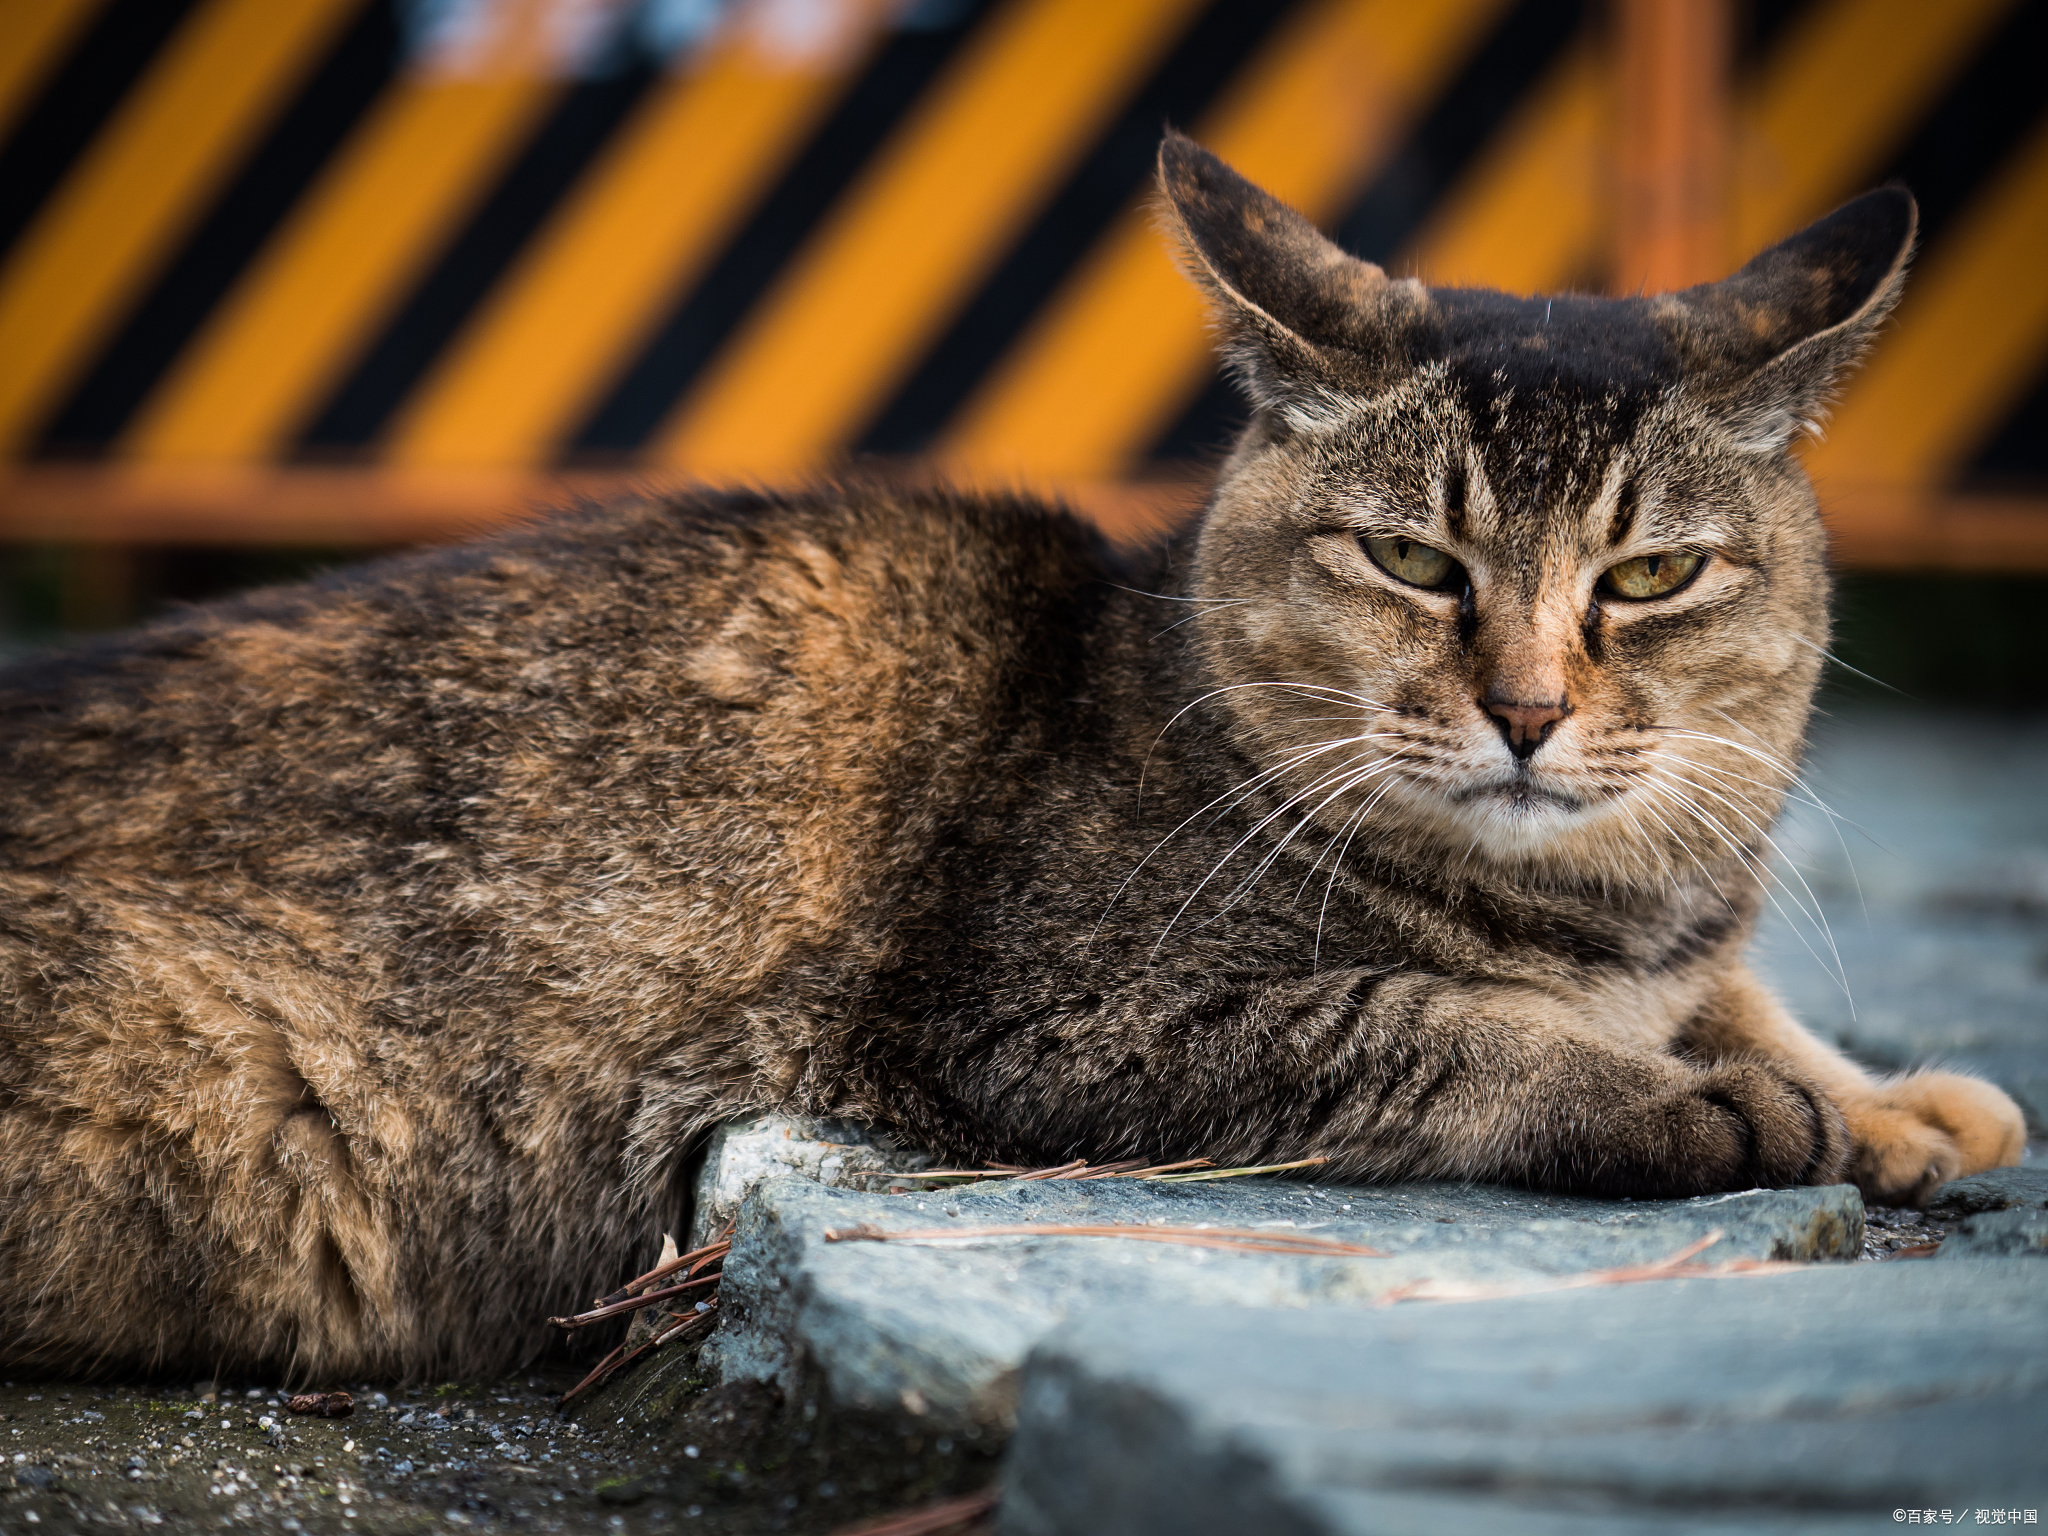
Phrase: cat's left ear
[
  {"left": 1669, "top": 188, "right": 1916, "bottom": 454},
  {"left": 1157, "top": 132, "right": 1431, "bottom": 428}
]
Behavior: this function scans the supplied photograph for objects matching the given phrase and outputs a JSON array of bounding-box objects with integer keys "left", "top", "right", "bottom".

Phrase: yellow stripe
[
  {"left": 650, "top": 0, "right": 1208, "bottom": 477},
  {"left": 388, "top": 4, "right": 891, "bottom": 469},
  {"left": 124, "top": 76, "right": 559, "bottom": 462},
  {"left": 939, "top": 0, "right": 1512, "bottom": 482},
  {"left": 1398, "top": 0, "right": 2010, "bottom": 306},
  {"left": 0, "top": 0, "right": 361, "bottom": 454},
  {"left": 1807, "top": 114, "right": 2048, "bottom": 491},
  {"left": 1400, "top": 41, "right": 1603, "bottom": 293},
  {"left": 0, "top": 0, "right": 102, "bottom": 141},
  {"left": 1735, "top": 0, "right": 2015, "bottom": 253}
]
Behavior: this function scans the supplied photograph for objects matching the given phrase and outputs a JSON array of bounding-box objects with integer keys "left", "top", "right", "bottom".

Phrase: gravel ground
[
  {"left": 1, "top": 1373, "right": 626, "bottom": 1535},
  {"left": 0, "top": 1352, "right": 997, "bottom": 1536}
]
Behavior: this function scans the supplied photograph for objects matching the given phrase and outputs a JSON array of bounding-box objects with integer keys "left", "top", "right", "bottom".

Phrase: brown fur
[{"left": 0, "top": 137, "right": 2022, "bottom": 1381}]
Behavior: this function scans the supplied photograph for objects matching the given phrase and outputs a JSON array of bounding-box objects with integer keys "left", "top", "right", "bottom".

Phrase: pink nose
[{"left": 1484, "top": 696, "right": 1568, "bottom": 759}]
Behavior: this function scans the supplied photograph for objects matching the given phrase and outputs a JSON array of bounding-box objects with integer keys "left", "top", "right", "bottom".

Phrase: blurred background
[{"left": 0, "top": 0, "right": 2043, "bottom": 700}]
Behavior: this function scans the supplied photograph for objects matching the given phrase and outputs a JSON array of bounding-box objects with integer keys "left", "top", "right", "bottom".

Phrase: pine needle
[
  {"left": 1370, "top": 1229, "right": 1806, "bottom": 1306},
  {"left": 551, "top": 1224, "right": 734, "bottom": 1406},
  {"left": 1145, "top": 1157, "right": 1331, "bottom": 1182},
  {"left": 588, "top": 1236, "right": 732, "bottom": 1310},
  {"left": 822, "top": 1221, "right": 1383, "bottom": 1257},
  {"left": 548, "top": 1270, "right": 723, "bottom": 1330},
  {"left": 872, "top": 1155, "right": 1327, "bottom": 1186}
]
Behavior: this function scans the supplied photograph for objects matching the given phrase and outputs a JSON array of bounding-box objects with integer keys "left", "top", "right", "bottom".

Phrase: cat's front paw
[
  {"left": 1638, "top": 1056, "right": 1851, "bottom": 1204},
  {"left": 1842, "top": 1071, "right": 2026, "bottom": 1207},
  {"left": 1680, "top": 1059, "right": 1852, "bottom": 1190}
]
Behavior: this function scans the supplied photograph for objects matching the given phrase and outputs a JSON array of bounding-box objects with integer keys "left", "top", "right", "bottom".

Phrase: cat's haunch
[{"left": 0, "top": 137, "right": 2022, "bottom": 1380}]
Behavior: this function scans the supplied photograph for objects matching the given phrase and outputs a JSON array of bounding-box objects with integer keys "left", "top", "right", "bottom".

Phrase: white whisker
[{"left": 1149, "top": 749, "right": 1404, "bottom": 962}]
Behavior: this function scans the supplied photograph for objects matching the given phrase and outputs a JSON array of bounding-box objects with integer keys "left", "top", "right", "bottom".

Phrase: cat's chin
[
  {"left": 1412, "top": 773, "right": 1612, "bottom": 863},
  {"left": 1449, "top": 778, "right": 1586, "bottom": 815}
]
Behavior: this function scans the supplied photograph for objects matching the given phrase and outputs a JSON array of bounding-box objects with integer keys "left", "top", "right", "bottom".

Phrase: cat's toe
[{"left": 1844, "top": 1071, "right": 2027, "bottom": 1207}]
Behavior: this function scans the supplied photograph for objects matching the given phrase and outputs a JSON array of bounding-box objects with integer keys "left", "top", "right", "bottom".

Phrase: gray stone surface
[
  {"left": 1000, "top": 1262, "right": 2048, "bottom": 1536},
  {"left": 704, "top": 1175, "right": 1862, "bottom": 1432},
  {"left": 685, "top": 1112, "right": 932, "bottom": 1248},
  {"left": 1938, "top": 1206, "right": 2048, "bottom": 1258},
  {"left": 1751, "top": 708, "right": 2048, "bottom": 1129},
  {"left": 1929, "top": 1162, "right": 2048, "bottom": 1217}
]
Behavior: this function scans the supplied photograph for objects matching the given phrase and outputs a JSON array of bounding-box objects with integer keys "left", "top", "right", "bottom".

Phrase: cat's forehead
[
  {"left": 1339, "top": 290, "right": 1688, "bottom": 507},
  {"left": 1430, "top": 290, "right": 1679, "bottom": 450},
  {"left": 1432, "top": 289, "right": 1679, "bottom": 397}
]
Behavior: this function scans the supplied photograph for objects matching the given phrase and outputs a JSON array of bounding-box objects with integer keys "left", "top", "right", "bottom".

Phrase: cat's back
[
  {"left": 0, "top": 483, "right": 1111, "bottom": 853},
  {"left": 0, "top": 481, "right": 1123, "bottom": 1039}
]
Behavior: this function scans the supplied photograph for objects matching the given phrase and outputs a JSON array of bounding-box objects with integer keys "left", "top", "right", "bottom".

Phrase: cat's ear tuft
[
  {"left": 1157, "top": 132, "right": 1430, "bottom": 429},
  {"left": 1670, "top": 187, "right": 1916, "bottom": 454}
]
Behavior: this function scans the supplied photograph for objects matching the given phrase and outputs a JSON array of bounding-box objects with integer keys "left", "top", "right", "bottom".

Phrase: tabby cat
[{"left": 0, "top": 136, "right": 2023, "bottom": 1380}]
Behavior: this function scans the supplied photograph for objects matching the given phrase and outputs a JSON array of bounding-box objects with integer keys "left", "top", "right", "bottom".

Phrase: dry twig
[{"left": 557, "top": 1343, "right": 632, "bottom": 1409}]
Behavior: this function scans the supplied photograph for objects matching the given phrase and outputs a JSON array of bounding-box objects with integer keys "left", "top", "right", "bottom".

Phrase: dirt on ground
[{"left": 0, "top": 1344, "right": 997, "bottom": 1536}]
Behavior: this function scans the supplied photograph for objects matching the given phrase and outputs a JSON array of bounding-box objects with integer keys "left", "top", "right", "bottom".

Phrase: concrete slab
[
  {"left": 703, "top": 1175, "right": 1862, "bottom": 1433},
  {"left": 999, "top": 1261, "right": 2048, "bottom": 1536}
]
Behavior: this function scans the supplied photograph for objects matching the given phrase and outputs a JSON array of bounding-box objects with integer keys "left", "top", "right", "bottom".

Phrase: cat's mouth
[{"left": 1450, "top": 775, "right": 1586, "bottom": 814}]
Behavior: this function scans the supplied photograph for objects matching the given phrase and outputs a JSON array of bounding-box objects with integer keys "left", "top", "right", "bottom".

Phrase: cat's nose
[{"left": 1483, "top": 694, "right": 1569, "bottom": 760}]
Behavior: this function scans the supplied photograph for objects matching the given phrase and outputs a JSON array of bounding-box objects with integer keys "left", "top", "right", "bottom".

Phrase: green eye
[
  {"left": 1600, "top": 551, "right": 1702, "bottom": 599},
  {"left": 1363, "top": 536, "right": 1463, "bottom": 591}
]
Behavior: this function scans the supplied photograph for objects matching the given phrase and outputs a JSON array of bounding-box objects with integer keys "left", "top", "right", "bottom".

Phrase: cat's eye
[
  {"left": 1599, "top": 551, "right": 1703, "bottom": 600},
  {"left": 1363, "top": 536, "right": 1464, "bottom": 592}
]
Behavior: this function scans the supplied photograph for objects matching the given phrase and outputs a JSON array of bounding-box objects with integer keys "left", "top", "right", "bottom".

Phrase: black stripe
[
  {"left": 853, "top": 0, "right": 1304, "bottom": 458},
  {"left": 1883, "top": 3, "right": 2048, "bottom": 483},
  {"left": 1740, "top": 0, "right": 1825, "bottom": 70},
  {"left": 567, "top": 2, "right": 997, "bottom": 456},
  {"left": 0, "top": 0, "right": 200, "bottom": 263},
  {"left": 1968, "top": 358, "right": 2048, "bottom": 482},
  {"left": 32, "top": 0, "right": 400, "bottom": 455},
  {"left": 1148, "top": 0, "right": 1588, "bottom": 463},
  {"left": 296, "top": 62, "right": 660, "bottom": 451},
  {"left": 1337, "top": 0, "right": 1588, "bottom": 267},
  {"left": 1870, "top": 2, "right": 2048, "bottom": 249}
]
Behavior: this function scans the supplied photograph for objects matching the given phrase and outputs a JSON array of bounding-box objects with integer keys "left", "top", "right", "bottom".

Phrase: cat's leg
[
  {"left": 1675, "top": 965, "right": 2026, "bottom": 1205},
  {"left": 924, "top": 968, "right": 1852, "bottom": 1197}
]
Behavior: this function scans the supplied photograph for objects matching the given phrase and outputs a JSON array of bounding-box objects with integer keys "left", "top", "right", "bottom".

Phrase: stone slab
[
  {"left": 999, "top": 1261, "right": 2048, "bottom": 1536},
  {"left": 1928, "top": 1162, "right": 2048, "bottom": 1218},
  {"left": 704, "top": 1175, "right": 1863, "bottom": 1433},
  {"left": 1938, "top": 1206, "right": 2048, "bottom": 1258},
  {"left": 685, "top": 1113, "right": 932, "bottom": 1249}
]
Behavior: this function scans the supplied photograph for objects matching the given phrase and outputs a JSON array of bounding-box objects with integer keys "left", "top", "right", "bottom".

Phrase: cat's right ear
[
  {"left": 1667, "top": 187, "right": 1917, "bottom": 454},
  {"left": 1157, "top": 132, "right": 1431, "bottom": 430}
]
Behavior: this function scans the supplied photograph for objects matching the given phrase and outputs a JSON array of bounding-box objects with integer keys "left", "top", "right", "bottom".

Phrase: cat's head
[{"left": 1160, "top": 133, "right": 1914, "bottom": 883}]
